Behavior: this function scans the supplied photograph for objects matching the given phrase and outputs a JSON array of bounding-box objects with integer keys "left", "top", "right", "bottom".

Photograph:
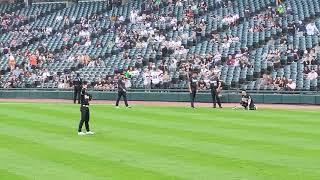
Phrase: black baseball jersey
[
  {"left": 189, "top": 77, "right": 198, "bottom": 91},
  {"left": 210, "top": 77, "right": 220, "bottom": 89},
  {"left": 80, "top": 88, "right": 92, "bottom": 106},
  {"left": 241, "top": 93, "right": 256, "bottom": 110},
  {"left": 74, "top": 76, "right": 82, "bottom": 87},
  {"left": 241, "top": 94, "right": 250, "bottom": 102},
  {"left": 117, "top": 78, "right": 126, "bottom": 92}
]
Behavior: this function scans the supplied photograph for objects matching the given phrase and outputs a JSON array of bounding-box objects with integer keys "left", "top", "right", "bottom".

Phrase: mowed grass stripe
[
  {"left": 0, "top": 148, "right": 102, "bottom": 180},
  {"left": 0, "top": 134, "right": 175, "bottom": 180},
  {"left": 8, "top": 104, "right": 320, "bottom": 146},
  {"left": 0, "top": 107, "right": 320, "bottom": 179},
  {"left": 0, "top": 123, "right": 246, "bottom": 180},
  {"left": 0, "top": 168, "right": 28, "bottom": 180},
  {"left": 128, "top": 106, "right": 320, "bottom": 136},
  {"left": 130, "top": 105, "right": 320, "bottom": 124},
  {"left": 92, "top": 109, "right": 320, "bottom": 150}
]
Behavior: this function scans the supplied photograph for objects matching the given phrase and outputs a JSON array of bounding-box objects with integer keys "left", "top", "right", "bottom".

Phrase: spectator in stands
[
  {"left": 7, "top": 53, "right": 16, "bottom": 71},
  {"left": 162, "top": 71, "right": 171, "bottom": 89},
  {"left": 150, "top": 68, "right": 161, "bottom": 89},
  {"left": 125, "top": 67, "right": 133, "bottom": 79},
  {"left": 58, "top": 81, "right": 65, "bottom": 89},
  {"left": 276, "top": 5, "right": 285, "bottom": 15},
  {"left": 278, "top": 77, "right": 287, "bottom": 90},
  {"left": 307, "top": 70, "right": 318, "bottom": 80},
  {"left": 303, "top": 66, "right": 311, "bottom": 74},
  {"left": 285, "top": 79, "right": 296, "bottom": 91},
  {"left": 125, "top": 76, "right": 132, "bottom": 89},
  {"left": 143, "top": 68, "right": 151, "bottom": 91},
  {"left": 29, "top": 53, "right": 37, "bottom": 69},
  {"left": 12, "top": 67, "right": 21, "bottom": 77},
  {"left": 41, "top": 68, "right": 50, "bottom": 84},
  {"left": 261, "top": 74, "right": 271, "bottom": 86},
  {"left": 273, "top": 76, "right": 281, "bottom": 90},
  {"left": 198, "top": 79, "right": 207, "bottom": 90},
  {"left": 316, "top": 66, "right": 320, "bottom": 76},
  {"left": 306, "top": 22, "right": 319, "bottom": 36}
]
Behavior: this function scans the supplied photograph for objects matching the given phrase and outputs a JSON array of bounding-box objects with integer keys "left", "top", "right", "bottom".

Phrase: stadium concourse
[{"left": 0, "top": 0, "right": 319, "bottom": 92}]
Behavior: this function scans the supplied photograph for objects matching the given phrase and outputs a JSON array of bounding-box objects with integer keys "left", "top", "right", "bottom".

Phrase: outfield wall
[{"left": 0, "top": 89, "right": 320, "bottom": 104}]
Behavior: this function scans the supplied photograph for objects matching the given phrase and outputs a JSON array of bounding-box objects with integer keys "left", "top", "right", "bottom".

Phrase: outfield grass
[{"left": 0, "top": 103, "right": 319, "bottom": 180}]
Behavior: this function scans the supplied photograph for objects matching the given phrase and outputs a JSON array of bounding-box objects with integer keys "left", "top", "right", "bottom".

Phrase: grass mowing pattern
[{"left": 0, "top": 103, "right": 319, "bottom": 180}]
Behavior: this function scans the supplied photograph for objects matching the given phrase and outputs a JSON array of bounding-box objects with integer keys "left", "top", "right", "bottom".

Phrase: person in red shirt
[{"left": 29, "top": 54, "right": 37, "bottom": 69}]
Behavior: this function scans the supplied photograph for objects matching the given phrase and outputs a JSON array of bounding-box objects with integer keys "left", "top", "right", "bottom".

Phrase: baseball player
[
  {"left": 78, "top": 82, "right": 94, "bottom": 135},
  {"left": 116, "top": 73, "right": 131, "bottom": 108},
  {"left": 233, "top": 90, "right": 257, "bottom": 110},
  {"left": 189, "top": 71, "right": 199, "bottom": 108},
  {"left": 209, "top": 74, "right": 222, "bottom": 108}
]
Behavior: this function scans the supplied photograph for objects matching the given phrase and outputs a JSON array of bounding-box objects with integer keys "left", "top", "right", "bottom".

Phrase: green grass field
[{"left": 0, "top": 102, "right": 319, "bottom": 180}]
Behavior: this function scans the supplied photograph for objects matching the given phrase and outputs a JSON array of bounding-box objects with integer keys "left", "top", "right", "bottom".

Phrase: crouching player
[
  {"left": 78, "top": 82, "right": 95, "bottom": 135},
  {"left": 233, "top": 90, "right": 257, "bottom": 110}
]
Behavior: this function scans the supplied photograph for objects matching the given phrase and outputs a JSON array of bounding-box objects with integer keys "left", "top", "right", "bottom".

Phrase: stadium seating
[{"left": 0, "top": 0, "right": 319, "bottom": 90}]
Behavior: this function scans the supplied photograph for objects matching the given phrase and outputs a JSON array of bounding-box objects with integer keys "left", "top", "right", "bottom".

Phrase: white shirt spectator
[
  {"left": 130, "top": 10, "right": 137, "bottom": 23},
  {"left": 67, "top": 56, "right": 75, "bottom": 62},
  {"left": 9, "top": 54, "right": 15, "bottom": 62},
  {"left": 58, "top": 82, "right": 65, "bottom": 89},
  {"left": 119, "top": 16, "right": 125, "bottom": 22},
  {"left": 131, "top": 69, "right": 139, "bottom": 77},
  {"left": 151, "top": 70, "right": 160, "bottom": 84},
  {"left": 45, "top": 27, "right": 52, "bottom": 35},
  {"left": 88, "top": 61, "right": 95, "bottom": 67},
  {"left": 214, "top": 53, "right": 222, "bottom": 62},
  {"left": 157, "top": 69, "right": 164, "bottom": 83},
  {"left": 125, "top": 79, "right": 131, "bottom": 88},
  {"left": 56, "top": 15, "right": 63, "bottom": 21},
  {"left": 306, "top": 23, "right": 319, "bottom": 35},
  {"left": 42, "top": 70, "right": 50, "bottom": 80},
  {"left": 143, "top": 70, "right": 151, "bottom": 86},
  {"left": 176, "top": 0, "right": 183, "bottom": 6},
  {"left": 307, "top": 70, "right": 318, "bottom": 80},
  {"left": 84, "top": 40, "right": 92, "bottom": 47},
  {"left": 287, "top": 80, "right": 296, "bottom": 90},
  {"left": 213, "top": 67, "right": 221, "bottom": 76},
  {"left": 13, "top": 68, "right": 21, "bottom": 77}
]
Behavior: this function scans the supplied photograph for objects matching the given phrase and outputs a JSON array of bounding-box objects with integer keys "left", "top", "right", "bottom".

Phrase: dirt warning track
[{"left": 0, "top": 98, "right": 319, "bottom": 109}]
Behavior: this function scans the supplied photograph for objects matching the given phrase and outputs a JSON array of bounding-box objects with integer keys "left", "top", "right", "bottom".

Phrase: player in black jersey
[
  {"left": 116, "top": 74, "right": 131, "bottom": 108},
  {"left": 233, "top": 90, "right": 257, "bottom": 110},
  {"left": 78, "top": 82, "right": 94, "bottom": 135},
  {"left": 209, "top": 75, "right": 222, "bottom": 108},
  {"left": 188, "top": 72, "right": 199, "bottom": 108}
]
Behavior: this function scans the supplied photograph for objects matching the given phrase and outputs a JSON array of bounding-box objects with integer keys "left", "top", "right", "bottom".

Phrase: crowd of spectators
[
  {"left": 0, "top": 12, "right": 28, "bottom": 31},
  {"left": 0, "top": 0, "right": 320, "bottom": 92}
]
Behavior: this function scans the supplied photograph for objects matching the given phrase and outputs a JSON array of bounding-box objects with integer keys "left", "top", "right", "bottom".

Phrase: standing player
[
  {"left": 188, "top": 71, "right": 199, "bottom": 108},
  {"left": 78, "top": 82, "right": 94, "bottom": 135},
  {"left": 73, "top": 73, "right": 82, "bottom": 104},
  {"left": 115, "top": 74, "right": 131, "bottom": 108},
  {"left": 233, "top": 90, "right": 257, "bottom": 110},
  {"left": 209, "top": 74, "right": 222, "bottom": 108}
]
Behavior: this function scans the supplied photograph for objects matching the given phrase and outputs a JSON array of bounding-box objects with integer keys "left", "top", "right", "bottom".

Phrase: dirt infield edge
[{"left": 0, "top": 98, "right": 319, "bottom": 109}]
